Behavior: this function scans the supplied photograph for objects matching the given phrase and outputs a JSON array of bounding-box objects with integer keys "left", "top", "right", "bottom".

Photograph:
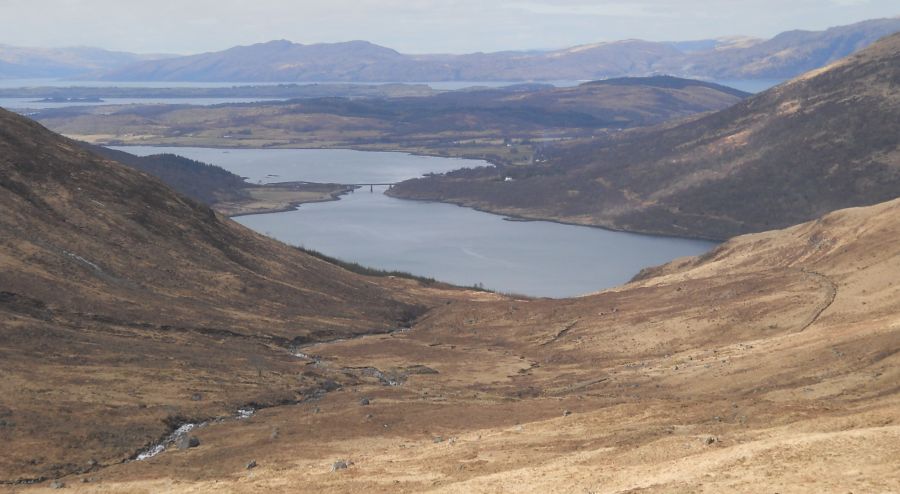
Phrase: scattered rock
[
  {"left": 175, "top": 434, "right": 201, "bottom": 450},
  {"left": 405, "top": 365, "right": 439, "bottom": 375},
  {"left": 50, "top": 480, "right": 65, "bottom": 489},
  {"left": 246, "top": 460, "right": 257, "bottom": 470},
  {"left": 321, "top": 379, "right": 341, "bottom": 392},
  {"left": 331, "top": 459, "right": 351, "bottom": 471},
  {"left": 358, "top": 367, "right": 405, "bottom": 386},
  {"left": 175, "top": 434, "right": 190, "bottom": 450},
  {"left": 359, "top": 398, "right": 370, "bottom": 406}
]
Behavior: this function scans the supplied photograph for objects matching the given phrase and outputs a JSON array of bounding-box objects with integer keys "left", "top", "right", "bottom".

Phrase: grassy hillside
[
  {"left": 86, "top": 145, "right": 251, "bottom": 205},
  {"left": 1, "top": 76, "right": 898, "bottom": 493},
  {"left": 0, "top": 108, "right": 460, "bottom": 481},
  {"left": 390, "top": 32, "right": 900, "bottom": 240}
]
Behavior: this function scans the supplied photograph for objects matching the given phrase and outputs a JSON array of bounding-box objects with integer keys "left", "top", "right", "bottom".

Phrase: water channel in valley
[{"left": 116, "top": 146, "right": 717, "bottom": 298}]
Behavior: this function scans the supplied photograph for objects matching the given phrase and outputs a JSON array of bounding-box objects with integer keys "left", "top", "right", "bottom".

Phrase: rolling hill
[
  {"left": 84, "top": 144, "right": 251, "bottom": 205},
  {"left": 94, "top": 18, "right": 900, "bottom": 82},
  {"left": 33, "top": 76, "right": 748, "bottom": 156},
  {"left": 0, "top": 45, "right": 170, "bottom": 79},
  {"left": 658, "top": 17, "right": 900, "bottom": 79},
  {"left": 389, "top": 32, "right": 900, "bottom": 240}
]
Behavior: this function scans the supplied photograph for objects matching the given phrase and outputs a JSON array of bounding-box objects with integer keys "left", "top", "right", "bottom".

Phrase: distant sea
[{"left": 0, "top": 78, "right": 783, "bottom": 93}]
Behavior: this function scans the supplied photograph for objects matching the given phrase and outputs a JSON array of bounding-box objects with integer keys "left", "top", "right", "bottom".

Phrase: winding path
[{"left": 797, "top": 268, "right": 839, "bottom": 332}]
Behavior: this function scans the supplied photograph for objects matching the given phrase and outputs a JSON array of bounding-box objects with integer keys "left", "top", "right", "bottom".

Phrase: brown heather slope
[
  {"left": 390, "top": 32, "right": 900, "bottom": 240},
  {"left": 0, "top": 107, "right": 483, "bottom": 482},
  {"left": 14, "top": 192, "right": 899, "bottom": 492},
  {"left": 2, "top": 98, "right": 899, "bottom": 491}
]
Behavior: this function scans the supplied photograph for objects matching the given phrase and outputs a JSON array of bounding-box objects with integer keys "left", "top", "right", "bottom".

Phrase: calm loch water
[{"left": 115, "top": 146, "right": 717, "bottom": 298}]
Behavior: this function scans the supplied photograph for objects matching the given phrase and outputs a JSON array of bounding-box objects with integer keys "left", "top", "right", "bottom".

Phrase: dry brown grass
[{"left": 7, "top": 197, "right": 898, "bottom": 493}]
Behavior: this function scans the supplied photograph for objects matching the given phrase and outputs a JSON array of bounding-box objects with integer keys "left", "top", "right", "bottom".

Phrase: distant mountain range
[
  {"left": 89, "top": 18, "right": 900, "bottom": 83},
  {"left": 389, "top": 31, "right": 900, "bottom": 240},
  {"left": 0, "top": 45, "right": 171, "bottom": 79}
]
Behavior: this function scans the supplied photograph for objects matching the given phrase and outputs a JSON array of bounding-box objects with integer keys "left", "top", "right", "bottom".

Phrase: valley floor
[{"left": 6, "top": 199, "right": 900, "bottom": 493}]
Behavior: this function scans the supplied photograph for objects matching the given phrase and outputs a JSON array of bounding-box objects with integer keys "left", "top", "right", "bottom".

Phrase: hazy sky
[{"left": 2, "top": 0, "right": 898, "bottom": 54}]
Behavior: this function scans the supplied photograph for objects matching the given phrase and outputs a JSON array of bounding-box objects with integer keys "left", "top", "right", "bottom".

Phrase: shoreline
[
  {"left": 107, "top": 141, "right": 725, "bottom": 242},
  {"left": 215, "top": 183, "right": 358, "bottom": 218},
  {"left": 383, "top": 190, "right": 728, "bottom": 243},
  {"left": 223, "top": 188, "right": 352, "bottom": 218}
]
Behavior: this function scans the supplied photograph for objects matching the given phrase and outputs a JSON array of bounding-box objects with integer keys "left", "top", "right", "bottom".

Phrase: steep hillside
[
  {"left": 22, "top": 192, "right": 900, "bottom": 492},
  {"left": 85, "top": 145, "right": 251, "bottom": 205},
  {"left": 658, "top": 17, "right": 900, "bottom": 79},
  {"left": 95, "top": 18, "right": 900, "bottom": 82},
  {"left": 390, "top": 32, "right": 900, "bottom": 240},
  {"left": 0, "top": 108, "right": 462, "bottom": 482},
  {"left": 73, "top": 145, "right": 355, "bottom": 217}
]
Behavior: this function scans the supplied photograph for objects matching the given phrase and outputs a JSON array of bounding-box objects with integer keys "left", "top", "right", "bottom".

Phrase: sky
[{"left": 1, "top": 0, "right": 898, "bottom": 54}]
